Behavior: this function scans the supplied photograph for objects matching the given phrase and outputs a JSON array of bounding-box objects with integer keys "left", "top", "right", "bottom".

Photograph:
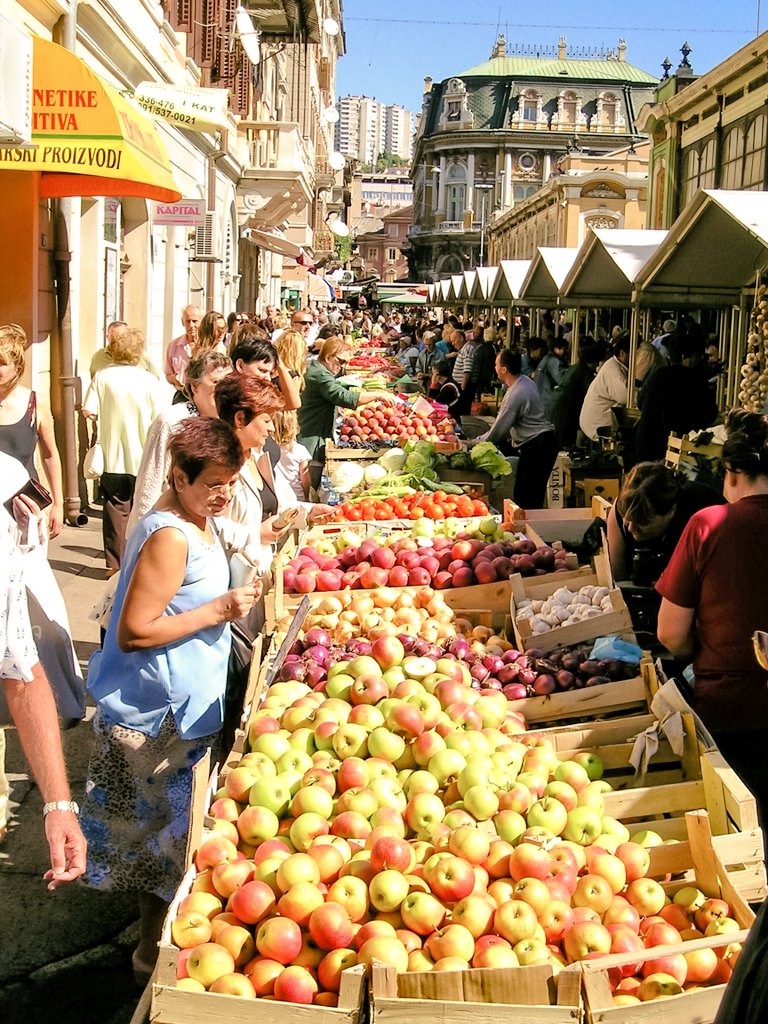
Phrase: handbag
[{"left": 83, "top": 425, "right": 104, "bottom": 480}]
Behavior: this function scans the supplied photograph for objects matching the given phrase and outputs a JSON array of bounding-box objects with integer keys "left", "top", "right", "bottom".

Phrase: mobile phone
[
  {"left": 3, "top": 478, "right": 53, "bottom": 517},
  {"left": 272, "top": 506, "right": 300, "bottom": 531}
]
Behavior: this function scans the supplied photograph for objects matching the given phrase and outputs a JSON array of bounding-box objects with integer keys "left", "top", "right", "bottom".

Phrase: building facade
[
  {"left": 638, "top": 36, "right": 768, "bottom": 230},
  {"left": 335, "top": 94, "right": 415, "bottom": 163},
  {"left": 489, "top": 145, "right": 649, "bottom": 260},
  {"left": 408, "top": 35, "right": 657, "bottom": 281},
  {"left": 355, "top": 205, "right": 412, "bottom": 284}
]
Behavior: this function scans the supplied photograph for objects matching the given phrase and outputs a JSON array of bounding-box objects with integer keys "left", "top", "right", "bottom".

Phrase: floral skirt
[{"left": 80, "top": 711, "right": 218, "bottom": 902}]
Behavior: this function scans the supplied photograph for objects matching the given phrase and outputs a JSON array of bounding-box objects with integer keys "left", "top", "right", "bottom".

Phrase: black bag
[{"left": 220, "top": 616, "right": 257, "bottom": 756}]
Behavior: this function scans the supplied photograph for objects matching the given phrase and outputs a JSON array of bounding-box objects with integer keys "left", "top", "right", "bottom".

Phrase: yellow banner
[{"left": 133, "top": 82, "right": 231, "bottom": 135}]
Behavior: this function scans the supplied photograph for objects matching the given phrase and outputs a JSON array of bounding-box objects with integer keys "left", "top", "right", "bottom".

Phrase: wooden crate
[
  {"left": 371, "top": 960, "right": 582, "bottom": 1024},
  {"left": 664, "top": 433, "right": 723, "bottom": 474},
  {"left": 510, "top": 554, "right": 634, "bottom": 654},
  {"left": 505, "top": 496, "right": 612, "bottom": 546},
  {"left": 152, "top": 863, "right": 366, "bottom": 1024},
  {"left": 581, "top": 812, "right": 754, "bottom": 1024}
]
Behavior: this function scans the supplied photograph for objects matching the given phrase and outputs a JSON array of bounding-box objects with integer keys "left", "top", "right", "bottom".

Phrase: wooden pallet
[{"left": 371, "top": 960, "right": 582, "bottom": 1024}]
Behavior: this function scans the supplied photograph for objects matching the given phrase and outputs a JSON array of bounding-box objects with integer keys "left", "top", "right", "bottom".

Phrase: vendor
[
  {"left": 656, "top": 410, "right": 768, "bottom": 828},
  {"left": 473, "top": 348, "right": 558, "bottom": 509},
  {"left": 429, "top": 360, "right": 462, "bottom": 418},
  {"left": 607, "top": 462, "right": 725, "bottom": 583},
  {"left": 296, "top": 334, "right": 396, "bottom": 469}
]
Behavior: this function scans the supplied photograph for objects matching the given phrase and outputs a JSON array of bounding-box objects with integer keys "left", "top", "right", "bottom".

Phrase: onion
[
  {"left": 579, "top": 660, "right": 602, "bottom": 679},
  {"left": 502, "top": 649, "right": 522, "bottom": 664},
  {"left": 345, "top": 639, "right": 372, "bottom": 657},
  {"left": 412, "top": 639, "right": 431, "bottom": 657},
  {"left": 397, "top": 634, "right": 417, "bottom": 652},
  {"left": 288, "top": 640, "right": 304, "bottom": 657},
  {"left": 503, "top": 682, "right": 529, "bottom": 700},
  {"left": 426, "top": 644, "right": 444, "bottom": 661},
  {"left": 586, "top": 674, "right": 610, "bottom": 687},
  {"left": 304, "top": 645, "right": 331, "bottom": 668},
  {"left": 605, "top": 659, "right": 629, "bottom": 681},
  {"left": 482, "top": 653, "right": 504, "bottom": 675},
  {"left": 278, "top": 662, "right": 306, "bottom": 682},
  {"left": 497, "top": 664, "right": 521, "bottom": 685},
  {"left": 304, "top": 627, "right": 331, "bottom": 648},
  {"left": 533, "top": 673, "right": 557, "bottom": 695},
  {"left": 463, "top": 651, "right": 477, "bottom": 666},
  {"left": 304, "top": 663, "right": 327, "bottom": 686},
  {"left": 470, "top": 664, "right": 490, "bottom": 684},
  {"left": 448, "top": 638, "right": 471, "bottom": 659},
  {"left": 484, "top": 678, "right": 503, "bottom": 690},
  {"left": 284, "top": 653, "right": 302, "bottom": 664},
  {"left": 559, "top": 652, "right": 581, "bottom": 674},
  {"left": 525, "top": 649, "right": 546, "bottom": 662},
  {"left": 518, "top": 667, "right": 537, "bottom": 687},
  {"left": 556, "top": 670, "right": 577, "bottom": 690}
]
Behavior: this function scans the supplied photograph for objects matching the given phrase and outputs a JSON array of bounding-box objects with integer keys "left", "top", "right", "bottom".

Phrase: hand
[
  {"left": 43, "top": 811, "right": 87, "bottom": 891},
  {"left": 261, "top": 515, "right": 288, "bottom": 544},
  {"left": 48, "top": 502, "right": 63, "bottom": 540},
  {"left": 214, "top": 582, "right": 260, "bottom": 623},
  {"left": 375, "top": 392, "right": 398, "bottom": 407},
  {"left": 309, "top": 504, "right": 335, "bottom": 524}
]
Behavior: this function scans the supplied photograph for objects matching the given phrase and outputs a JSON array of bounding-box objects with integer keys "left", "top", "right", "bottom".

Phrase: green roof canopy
[{"left": 458, "top": 56, "right": 658, "bottom": 85}]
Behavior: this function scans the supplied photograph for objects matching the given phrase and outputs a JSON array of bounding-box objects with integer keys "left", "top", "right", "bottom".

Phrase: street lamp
[{"left": 475, "top": 183, "right": 494, "bottom": 267}]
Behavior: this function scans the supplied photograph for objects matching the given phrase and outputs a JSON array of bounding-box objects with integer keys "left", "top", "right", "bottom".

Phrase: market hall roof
[{"left": 458, "top": 56, "right": 659, "bottom": 85}]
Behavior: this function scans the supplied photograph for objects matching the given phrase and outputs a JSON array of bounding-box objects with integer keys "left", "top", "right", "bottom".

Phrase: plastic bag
[{"left": 588, "top": 635, "right": 643, "bottom": 663}]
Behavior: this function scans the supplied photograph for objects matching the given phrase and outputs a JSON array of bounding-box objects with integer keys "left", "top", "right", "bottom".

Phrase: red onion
[
  {"left": 304, "top": 627, "right": 331, "bottom": 648},
  {"left": 304, "top": 663, "right": 327, "bottom": 686},
  {"left": 283, "top": 567, "right": 298, "bottom": 592},
  {"left": 518, "top": 667, "right": 537, "bottom": 687},
  {"left": 278, "top": 662, "right": 306, "bottom": 682},
  {"left": 556, "top": 670, "right": 577, "bottom": 690},
  {"left": 470, "top": 663, "right": 490, "bottom": 684},
  {"left": 288, "top": 640, "right": 304, "bottom": 657},
  {"left": 426, "top": 644, "right": 444, "bottom": 661},
  {"left": 345, "top": 639, "right": 372, "bottom": 657},
  {"left": 532, "top": 673, "right": 557, "bottom": 695},
  {"left": 447, "top": 638, "right": 471, "bottom": 659},
  {"left": 482, "top": 654, "right": 504, "bottom": 675},
  {"left": 501, "top": 649, "right": 522, "bottom": 664},
  {"left": 397, "top": 634, "right": 417, "bottom": 652},
  {"left": 498, "top": 664, "right": 521, "bottom": 685},
  {"left": 304, "top": 645, "right": 331, "bottom": 668},
  {"left": 586, "top": 674, "right": 610, "bottom": 688},
  {"left": 412, "top": 639, "right": 431, "bottom": 657},
  {"left": 503, "top": 682, "right": 529, "bottom": 700}
]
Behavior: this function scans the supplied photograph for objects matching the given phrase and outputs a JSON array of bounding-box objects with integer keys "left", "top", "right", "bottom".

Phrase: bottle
[{"left": 320, "top": 471, "right": 340, "bottom": 506}]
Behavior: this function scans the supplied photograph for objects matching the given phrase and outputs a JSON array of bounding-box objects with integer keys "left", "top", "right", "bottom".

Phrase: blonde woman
[
  {"left": 193, "top": 311, "right": 227, "bottom": 358},
  {"left": 272, "top": 409, "right": 311, "bottom": 500},
  {"left": 275, "top": 329, "right": 307, "bottom": 390},
  {"left": 83, "top": 327, "right": 166, "bottom": 568},
  {"left": 0, "top": 324, "right": 64, "bottom": 537}
]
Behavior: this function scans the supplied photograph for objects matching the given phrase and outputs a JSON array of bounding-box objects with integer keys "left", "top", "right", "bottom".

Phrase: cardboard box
[
  {"left": 371, "top": 960, "right": 582, "bottom": 1024},
  {"left": 546, "top": 452, "right": 571, "bottom": 509}
]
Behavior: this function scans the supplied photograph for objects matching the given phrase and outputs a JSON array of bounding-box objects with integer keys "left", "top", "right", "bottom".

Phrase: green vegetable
[
  {"left": 470, "top": 442, "right": 513, "bottom": 478},
  {"left": 448, "top": 451, "right": 473, "bottom": 471},
  {"left": 377, "top": 448, "right": 407, "bottom": 473}
]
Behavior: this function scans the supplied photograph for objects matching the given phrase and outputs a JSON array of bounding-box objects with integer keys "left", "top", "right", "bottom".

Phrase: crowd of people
[{"left": 1, "top": 296, "right": 764, "bottom": 996}]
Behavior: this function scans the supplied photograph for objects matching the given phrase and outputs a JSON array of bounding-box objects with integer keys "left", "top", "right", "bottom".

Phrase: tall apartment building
[{"left": 336, "top": 95, "right": 415, "bottom": 164}]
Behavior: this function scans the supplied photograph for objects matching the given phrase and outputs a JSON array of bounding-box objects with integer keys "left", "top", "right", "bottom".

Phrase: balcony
[
  {"left": 435, "top": 221, "right": 483, "bottom": 233},
  {"left": 237, "top": 120, "right": 316, "bottom": 229},
  {"left": 241, "top": 1, "right": 329, "bottom": 43}
]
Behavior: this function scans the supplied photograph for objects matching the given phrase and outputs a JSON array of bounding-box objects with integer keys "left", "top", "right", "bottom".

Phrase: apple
[
  {"left": 615, "top": 841, "right": 651, "bottom": 882},
  {"left": 216, "top": 924, "right": 256, "bottom": 968},
  {"left": 318, "top": 948, "right": 359, "bottom": 992},
  {"left": 694, "top": 898, "right": 731, "bottom": 932},
  {"left": 369, "top": 869, "right": 410, "bottom": 913},
  {"left": 636, "top": 973, "right": 684, "bottom": 1001},
  {"left": 643, "top": 921, "right": 683, "bottom": 948},
  {"left": 273, "top": 964, "right": 319, "bottom": 1004},
  {"left": 400, "top": 891, "right": 446, "bottom": 935},
  {"left": 642, "top": 953, "right": 688, "bottom": 986},
  {"left": 451, "top": 895, "right": 496, "bottom": 939},
  {"left": 193, "top": 835, "right": 239, "bottom": 872},
  {"left": 171, "top": 910, "right": 212, "bottom": 949},
  {"left": 526, "top": 796, "right": 568, "bottom": 836},
  {"left": 209, "top": 973, "right": 256, "bottom": 998},
  {"left": 573, "top": 873, "right": 614, "bottom": 915},
  {"left": 573, "top": 751, "right": 604, "bottom": 780},
  {"left": 370, "top": 836, "right": 416, "bottom": 874},
  {"left": 539, "top": 900, "right": 574, "bottom": 944},
  {"left": 230, "top": 879, "right": 278, "bottom": 925},
  {"left": 603, "top": 896, "right": 641, "bottom": 933},
  {"left": 178, "top": 891, "right": 223, "bottom": 921},
  {"left": 608, "top": 924, "right": 645, "bottom": 977},
  {"left": 472, "top": 937, "right": 519, "bottom": 969},
  {"left": 562, "top": 807, "right": 604, "bottom": 846},
  {"left": 508, "top": 842, "right": 551, "bottom": 881},
  {"left": 405, "top": 792, "right": 446, "bottom": 832},
  {"left": 625, "top": 878, "right": 667, "bottom": 917},
  {"left": 683, "top": 945, "right": 719, "bottom": 984},
  {"left": 425, "top": 854, "right": 475, "bottom": 902},
  {"left": 493, "top": 900, "right": 539, "bottom": 944},
  {"left": 448, "top": 825, "right": 491, "bottom": 865},
  {"left": 308, "top": 901, "right": 355, "bottom": 951},
  {"left": 290, "top": 812, "right": 330, "bottom": 852},
  {"left": 256, "top": 916, "right": 303, "bottom": 964},
  {"left": 589, "top": 852, "right": 626, "bottom": 895},
  {"left": 357, "top": 935, "right": 409, "bottom": 974},
  {"left": 513, "top": 938, "right": 550, "bottom": 965},
  {"left": 277, "top": 881, "right": 325, "bottom": 927},
  {"left": 672, "top": 885, "right": 706, "bottom": 914},
  {"left": 327, "top": 875, "right": 370, "bottom": 922},
  {"left": 186, "top": 942, "right": 236, "bottom": 987},
  {"left": 243, "top": 957, "right": 283, "bottom": 996},
  {"left": 512, "top": 877, "right": 552, "bottom": 917},
  {"left": 563, "top": 921, "right": 612, "bottom": 962}
]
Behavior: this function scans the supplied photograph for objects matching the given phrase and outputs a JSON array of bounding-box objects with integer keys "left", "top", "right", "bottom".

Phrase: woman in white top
[
  {"left": 127, "top": 351, "right": 232, "bottom": 534},
  {"left": 83, "top": 327, "right": 167, "bottom": 569},
  {"left": 272, "top": 409, "right": 311, "bottom": 501}
]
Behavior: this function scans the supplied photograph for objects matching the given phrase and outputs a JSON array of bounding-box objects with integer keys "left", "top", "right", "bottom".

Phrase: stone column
[
  {"left": 437, "top": 154, "right": 447, "bottom": 219},
  {"left": 503, "top": 151, "right": 513, "bottom": 208},
  {"left": 465, "top": 152, "right": 475, "bottom": 220}
]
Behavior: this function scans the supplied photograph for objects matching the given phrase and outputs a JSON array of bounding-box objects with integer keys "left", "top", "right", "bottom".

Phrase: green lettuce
[{"left": 470, "top": 442, "right": 512, "bottom": 478}]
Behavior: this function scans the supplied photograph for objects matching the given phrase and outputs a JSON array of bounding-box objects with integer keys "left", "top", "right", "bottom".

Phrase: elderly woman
[
  {"left": 297, "top": 334, "right": 395, "bottom": 465},
  {"left": 80, "top": 417, "right": 260, "bottom": 983},
  {"left": 127, "top": 351, "right": 232, "bottom": 532},
  {"left": 83, "top": 326, "right": 166, "bottom": 569}
]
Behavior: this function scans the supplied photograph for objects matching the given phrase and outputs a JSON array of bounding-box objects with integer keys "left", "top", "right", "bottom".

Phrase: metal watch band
[{"left": 42, "top": 800, "right": 80, "bottom": 816}]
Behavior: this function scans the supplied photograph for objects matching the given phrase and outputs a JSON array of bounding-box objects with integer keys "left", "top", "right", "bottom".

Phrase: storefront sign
[
  {"left": 0, "top": 15, "right": 32, "bottom": 145},
  {"left": 152, "top": 199, "right": 206, "bottom": 226},
  {"left": 133, "top": 82, "right": 231, "bottom": 135}
]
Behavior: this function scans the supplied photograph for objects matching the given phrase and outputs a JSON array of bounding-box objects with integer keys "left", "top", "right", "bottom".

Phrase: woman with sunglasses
[{"left": 80, "top": 417, "right": 260, "bottom": 984}]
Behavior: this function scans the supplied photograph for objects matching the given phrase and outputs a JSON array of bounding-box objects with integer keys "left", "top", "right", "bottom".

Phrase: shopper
[
  {"left": 193, "top": 311, "right": 227, "bottom": 357},
  {"left": 164, "top": 305, "right": 201, "bottom": 394},
  {"left": 127, "top": 351, "right": 232, "bottom": 532},
  {"left": 80, "top": 417, "right": 260, "bottom": 983},
  {"left": 578, "top": 334, "right": 630, "bottom": 442},
  {"left": 473, "top": 348, "right": 558, "bottom": 509},
  {"left": 272, "top": 409, "right": 312, "bottom": 501},
  {"left": 429, "top": 360, "right": 462, "bottom": 419},
  {"left": 550, "top": 342, "right": 602, "bottom": 448},
  {"left": 83, "top": 327, "right": 166, "bottom": 569},
  {"left": 231, "top": 328, "right": 302, "bottom": 411},
  {"left": 90, "top": 320, "right": 159, "bottom": 379},
  {"left": 535, "top": 337, "right": 570, "bottom": 417},
  {"left": 657, "top": 410, "right": 768, "bottom": 828},
  {"left": 0, "top": 324, "right": 64, "bottom": 538}
]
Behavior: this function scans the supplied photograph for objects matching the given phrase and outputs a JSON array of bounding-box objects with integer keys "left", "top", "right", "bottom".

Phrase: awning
[
  {"left": 490, "top": 260, "right": 532, "bottom": 304},
  {"left": 561, "top": 229, "right": 668, "bottom": 307},
  {"left": 520, "top": 248, "right": 579, "bottom": 306},
  {"left": 0, "top": 38, "right": 180, "bottom": 202},
  {"left": 306, "top": 273, "right": 336, "bottom": 302},
  {"left": 242, "top": 223, "right": 303, "bottom": 258},
  {"left": 381, "top": 291, "right": 428, "bottom": 305}
]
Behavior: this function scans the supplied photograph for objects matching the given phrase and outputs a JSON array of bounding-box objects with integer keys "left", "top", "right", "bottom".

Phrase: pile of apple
[
  {"left": 283, "top": 533, "right": 572, "bottom": 595},
  {"left": 170, "top": 638, "right": 743, "bottom": 1007},
  {"left": 339, "top": 403, "right": 456, "bottom": 445}
]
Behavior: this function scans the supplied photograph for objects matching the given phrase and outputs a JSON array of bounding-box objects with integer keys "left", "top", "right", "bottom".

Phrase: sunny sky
[{"left": 336, "top": 1, "right": 762, "bottom": 113}]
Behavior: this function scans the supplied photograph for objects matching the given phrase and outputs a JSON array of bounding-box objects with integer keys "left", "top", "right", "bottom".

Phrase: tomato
[
  {"left": 433, "top": 490, "right": 447, "bottom": 503},
  {"left": 393, "top": 501, "right": 408, "bottom": 518},
  {"left": 456, "top": 498, "right": 474, "bottom": 517},
  {"left": 385, "top": 496, "right": 399, "bottom": 508},
  {"left": 410, "top": 506, "right": 425, "bottom": 519},
  {"left": 430, "top": 503, "right": 445, "bottom": 518},
  {"left": 471, "top": 499, "right": 488, "bottom": 516},
  {"left": 346, "top": 507, "right": 362, "bottom": 521},
  {"left": 375, "top": 507, "right": 392, "bottom": 520}
]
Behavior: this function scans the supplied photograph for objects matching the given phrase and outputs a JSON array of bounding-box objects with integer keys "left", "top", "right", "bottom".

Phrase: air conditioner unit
[{"left": 191, "top": 212, "right": 219, "bottom": 261}]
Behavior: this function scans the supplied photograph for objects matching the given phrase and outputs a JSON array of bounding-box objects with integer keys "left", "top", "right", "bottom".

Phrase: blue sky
[{"left": 336, "top": 1, "right": 761, "bottom": 112}]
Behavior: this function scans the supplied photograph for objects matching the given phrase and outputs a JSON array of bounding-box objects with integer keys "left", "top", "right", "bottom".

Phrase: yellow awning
[{"left": 0, "top": 38, "right": 180, "bottom": 203}]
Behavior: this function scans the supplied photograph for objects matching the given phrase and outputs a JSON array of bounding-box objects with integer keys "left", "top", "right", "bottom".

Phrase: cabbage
[
  {"left": 364, "top": 463, "right": 389, "bottom": 486},
  {"left": 470, "top": 442, "right": 513, "bottom": 478},
  {"left": 377, "top": 448, "right": 407, "bottom": 473},
  {"left": 329, "top": 461, "right": 366, "bottom": 492}
]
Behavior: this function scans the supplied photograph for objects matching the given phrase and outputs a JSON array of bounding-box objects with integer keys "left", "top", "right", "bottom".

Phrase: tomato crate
[
  {"left": 152, "top": 866, "right": 366, "bottom": 1024},
  {"left": 371, "top": 960, "right": 582, "bottom": 1024}
]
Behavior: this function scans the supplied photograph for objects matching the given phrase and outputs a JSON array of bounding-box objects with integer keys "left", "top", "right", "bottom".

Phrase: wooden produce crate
[
  {"left": 664, "top": 432, "right": 723, "bottom": 475},
  {"left": 152, "top": 867, "right": 366, "bottom": 1024},
  {"left": 510, "top": 554, "right": 635, "bottom": 654},
  {"left": 371, "top": 960, "right": 582, "bottom": 1024},
  {"left": 580, "top": 812, "right": 754, "bottom": 1024},
  {"left": 505, "top": 496, "right": 613, "bottom": 546}
]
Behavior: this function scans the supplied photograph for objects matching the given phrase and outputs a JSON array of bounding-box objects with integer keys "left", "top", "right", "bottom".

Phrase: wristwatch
[{"left": 42, "top": 800, "right": 80, "bottom": 816}]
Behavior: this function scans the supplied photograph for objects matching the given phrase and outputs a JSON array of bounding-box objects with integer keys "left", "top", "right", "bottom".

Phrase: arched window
[
  {"left": 446, "top": 161, "right": 466, "bottom": 221},
  {"left": 720, "top": 126, "right": 745, "bottom": 189},
  {"left": 521, "top": 90, "right": 539, "bottom": 123},
  {"left": 561, "top": 91, "right": 578, "bottom": 127},
  {"left": 699, "top": 139, "right": 717, "bottom": 189},
  {"left": 744, "top": 113, "right": 767, "bottom": 189},
  {"left": 681, "top": 148, "right": 700, "bottom": 206},
  {"left": 600, "top": 93, "right": 618, "bottom": 127}
]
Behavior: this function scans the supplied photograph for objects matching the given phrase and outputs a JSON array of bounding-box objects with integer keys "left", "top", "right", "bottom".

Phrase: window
[
  {"left": 446, "top": 100, "right": 461, "bottom": 122},
  {"left": 518, "top": 152, "right": 536, "bottom": 171},
  {"left": 699, "top": 138, "right": 716, "bottom": 189},
  {"left": 367, "top": 247, "right": 377, "bottom": 261},
  {"left": 521, "top": 91, "right": 538, "bottom": 122},
  {"left": 720, "top": 126, "right": 745, "bottom": 189},
  {"left": 681, "top": 148, "right": 700, "bottom": 207},
  {"left": 561, "top": 91, "right": 578, "bottom": 127},
  {"left": 744, "top": 114, "right": 767, "bottom": 190},
  {"left": 447, "top": 184, "right": 466, "bottom": 221},
  {"left": 601, "top": 93, "right": 618, "bottom": 127},
  {"left": 387, "top": 248, "right": 398, "bottom": 261}
]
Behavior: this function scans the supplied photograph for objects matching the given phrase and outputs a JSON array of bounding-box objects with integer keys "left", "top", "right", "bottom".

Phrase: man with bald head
[{"left": 164, "top": 304, "right": 201, "bottom": 393}]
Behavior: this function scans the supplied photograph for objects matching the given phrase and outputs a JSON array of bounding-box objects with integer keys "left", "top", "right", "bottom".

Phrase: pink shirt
[{"left": 164, "top": 334, "right": 192, "bottom": 381}]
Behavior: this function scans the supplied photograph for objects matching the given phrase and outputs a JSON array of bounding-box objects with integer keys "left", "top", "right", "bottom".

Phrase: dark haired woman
[
  {"left": 80, "top": 417, "right": 261, "bottom": 983},
  {"left": 229, "top": 326, "right": 302, "bottom": 411},
  {"left": 657, "top": 410, "right": 768, "bottom": 827},
  {"left": 607, "top": 462, "right": 725, "bottom": 583},
  {"left": 473, "top": 347, "right": 558, "bottom": 509}
]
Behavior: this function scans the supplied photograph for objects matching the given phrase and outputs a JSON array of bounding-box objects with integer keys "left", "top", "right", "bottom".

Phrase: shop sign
[
  {"left": 133, "top": 82, "right": 231, "bottom": 134},
  {"left": 152, "top": 199, "right": 206, "bottom": 226},
  {"left": 0, "top": 15, "right": 32, "bottom": 146}
]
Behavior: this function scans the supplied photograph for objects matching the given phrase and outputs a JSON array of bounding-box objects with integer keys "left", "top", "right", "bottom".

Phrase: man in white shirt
[{"left": 579, "top": 335, "right": 630, "bottom": 441}]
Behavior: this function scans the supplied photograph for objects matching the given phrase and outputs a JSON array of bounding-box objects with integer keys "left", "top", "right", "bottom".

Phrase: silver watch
[{"left": 42, "top": 800, "right": 80, "bottom": 816}]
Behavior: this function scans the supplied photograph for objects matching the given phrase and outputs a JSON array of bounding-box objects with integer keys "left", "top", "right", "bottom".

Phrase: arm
[
  {"left": 604, "top": 361, "right": 629, "bottom": 406},
  {"left": 117, "top": 528, "right": 258, "bottom": 652},
  {"left": 299, "top": 460, "right": 310, "bottom": 500},
  {"left": 475, "top": 388, "right": 517, "bottom": 446},
  {"left": 164, "top": 342, "right": 183, "bottom": 390},
  {"left": 275, "top": 360, "right": 302, "bottom": 412},
  {"left": 35, "top": 404, "right": 64, "bottom": 539},
  {"left": 3, "top": 665, "right": 86, "bottom": 889},
  {"left": 606, "top": 504, "right": 630, "bottom": 581},
  {"left": 657, "top": 598, "right": 696, "bottom": 660}
]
